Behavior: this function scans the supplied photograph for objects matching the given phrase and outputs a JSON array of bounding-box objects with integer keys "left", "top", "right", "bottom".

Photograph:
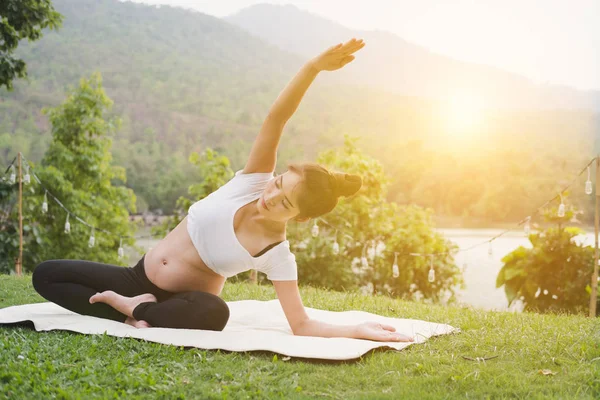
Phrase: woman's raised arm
[{"left": 243, "top": 38, "right": 365, "bottom": 174}]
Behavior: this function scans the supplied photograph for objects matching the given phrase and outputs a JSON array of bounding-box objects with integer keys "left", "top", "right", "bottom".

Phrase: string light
[
  {"left": 118, "top": 237, "right": 124, "bottom": 258},
  {"left": 5, "top": 154, "right": 167, "bottom": 261},
  {"left": 9, "top": 165, "right": 16, "bottom": 184},
  {"left": 64, "top": 214, "right": 70, "bottom": 234},
  {"left": 9, "top": 153, "right": 599, "bottom": 284},
  {"left": 427, "top": 256, "right": 435, "bottom": 283},
  {"left": 332, "top": 240, "right": 340, "bottom": 255},
  {"left": 557, "top": 193, "right": 565, "bottom": 218},
  {"left": 311, "top": 220, "right": 319, "bottom": 237},
  {"left": 42, "top": 191, "right": 48, "bottom": 213},
  {"left": 360, "top": 240, "right": 370, "bottom": 268},
  {"left": 330, "top": 229, "right": 340, "bottom": 255},
  {"left": 361, "top": 256, "right": 369, "bottom": 269},
  {"left": 367, "top": 240, "right": 376, "bottom": 261},
  {"left": 23, "top": 164, "right": 30, "bottom": 185},
  {"left": 392, "top": 252, "right": 399, "bottom": 278},
  {"left": 585, "top": 166, "right": 593, "bottom": 195},
  {"left": 88, "top": 227, "right": 95, "bottom": 248}
]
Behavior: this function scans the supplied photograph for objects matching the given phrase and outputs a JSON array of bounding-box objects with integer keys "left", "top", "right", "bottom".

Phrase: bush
[
  {"left": 497, "top": 211, "right": 595, "bottom": 314},
  {"left": 288, "top": 136, "right": 462, "bottom": 302}
]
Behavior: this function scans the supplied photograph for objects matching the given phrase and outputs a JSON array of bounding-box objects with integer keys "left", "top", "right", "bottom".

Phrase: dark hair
[{"left": 288, "top": 163, "right": 362, "bottom": 219}]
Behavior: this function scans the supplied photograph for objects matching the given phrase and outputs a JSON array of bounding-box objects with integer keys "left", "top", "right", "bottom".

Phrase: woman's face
[{"left": 257, "top": 169, "right": 303, "bottom": 222}]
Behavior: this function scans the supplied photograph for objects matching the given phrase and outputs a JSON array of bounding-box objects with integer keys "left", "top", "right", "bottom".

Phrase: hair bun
[{"left": 333, "top": 172, "right": 362, "bottom": 197}]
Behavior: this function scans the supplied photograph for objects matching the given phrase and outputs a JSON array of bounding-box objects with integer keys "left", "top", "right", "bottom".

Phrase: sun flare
[{"left": 444, "top": 92, "right": 487, "bottom": 136}]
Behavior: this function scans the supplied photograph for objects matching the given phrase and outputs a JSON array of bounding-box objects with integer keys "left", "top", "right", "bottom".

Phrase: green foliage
[
  {"left": 496, "top": 204, "right": 596, "bottom": 314},
  {"left": 21, "top": 73, "right": 137, "bottom": 270},
  {"left": 2, "top": 276, "right": 600, "bottom": 399},
  {"left": 0, "top": 0, "right": 596, "bottom": 224},
  {"left": 0, "top": 0, "right": 63, "bottom": 90},
  {"left": 288, "top": 136, "right": 462, "bottom": 301},
  {"left": 152, "top": 147, "right": 234, "bottom": 235}
]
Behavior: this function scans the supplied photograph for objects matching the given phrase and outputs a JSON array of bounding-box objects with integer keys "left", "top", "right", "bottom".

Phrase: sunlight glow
[{"left": 444, "top": 91, "right": 487, "bottom": 136}]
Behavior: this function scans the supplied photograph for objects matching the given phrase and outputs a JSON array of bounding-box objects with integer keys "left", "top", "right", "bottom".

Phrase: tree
[
  {"left": 153, "top": 147, "right": 234, "bottom": 235},
  {"left": 0, "top": 0, "right": 63, "bottom": 90},
  {"left": 24, "top": 73, "right": 136, "bottom": 269},
  {"left": 288, "top": 136, "right": 462, "bottom": 301},
  {"left": 496, "top": 204, "right": 596, "bottom": 314}
]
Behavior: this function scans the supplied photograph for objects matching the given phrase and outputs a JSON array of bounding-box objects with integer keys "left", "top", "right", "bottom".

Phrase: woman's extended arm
[
  {"left": 295, "top": 318, "right": 413, "bottom": 342},
  {"left": 243, "top": 38, "right": 365, "bottom": 174},
  {"left": 268, "top": 38, "right": 365, "bottom": 124},
  {"left": 272, "top": 280, "right": 412, "bottom": 342}
]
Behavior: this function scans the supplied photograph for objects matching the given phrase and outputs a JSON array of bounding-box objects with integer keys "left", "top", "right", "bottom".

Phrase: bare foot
[
  {"left": 124, "top": 316, "right": 152, "bottom": 329},
  {"left": 89, "top": 291, "right": 157, "bottom": 318}
]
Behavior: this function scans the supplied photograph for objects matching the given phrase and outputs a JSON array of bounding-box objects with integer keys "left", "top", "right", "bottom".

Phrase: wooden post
[
  {"left": 16, "top": 152, "right": 23, "bottom": 276},
  {"left": 590, "top": 155, "right": 600, "bottom": 317}
]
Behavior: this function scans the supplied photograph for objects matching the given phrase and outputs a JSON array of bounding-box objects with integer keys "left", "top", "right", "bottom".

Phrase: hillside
[
  {"left": 227, "top": 3, "right": 600, "bottom": 111},
  {"left": 1, "top": 0, "right": 598, "bottom": 222}
]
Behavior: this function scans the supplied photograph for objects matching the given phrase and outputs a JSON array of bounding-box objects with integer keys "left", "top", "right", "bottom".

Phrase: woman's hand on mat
[
  {"left": 309, "top": 38, "right": 365, "bottom": 72},
  {"left": 354, "top": 321, "right": 414, "bottom": 342}
]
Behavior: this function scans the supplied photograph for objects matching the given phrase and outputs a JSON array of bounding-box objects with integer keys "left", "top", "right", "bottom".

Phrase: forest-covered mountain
[
  {"left": 1, "top": 0, "right": 598, "bottom": 223},
  {"left": 227, "top": 4, "right": 600, "bottom": 112}
]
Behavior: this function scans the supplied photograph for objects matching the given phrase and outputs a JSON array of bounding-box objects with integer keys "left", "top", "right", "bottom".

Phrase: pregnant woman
[{"left": 32, "top": 38, "right": 413, "bottom": 343}]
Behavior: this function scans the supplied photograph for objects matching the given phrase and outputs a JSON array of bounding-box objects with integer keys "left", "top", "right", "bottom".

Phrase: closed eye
[{"left": 276, "top": 177, "right": 290, "bottom": 209}]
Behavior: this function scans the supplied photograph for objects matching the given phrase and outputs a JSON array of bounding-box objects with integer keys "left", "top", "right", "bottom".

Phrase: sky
[{"left": 128, "top": 0, "right": 600, "bottom": 91}]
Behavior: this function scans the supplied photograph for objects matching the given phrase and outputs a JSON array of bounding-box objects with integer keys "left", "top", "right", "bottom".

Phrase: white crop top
[{"left": 186, "top": 169, "right": 298, "bottom": 281}]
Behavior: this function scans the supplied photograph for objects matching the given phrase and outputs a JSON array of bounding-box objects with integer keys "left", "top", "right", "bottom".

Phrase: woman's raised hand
[
  {"left": 310, "top": 38, "right": 365, "bottom": 72},
  {"left": 354, "top": 321, "right": 414, "bottom": 342}
]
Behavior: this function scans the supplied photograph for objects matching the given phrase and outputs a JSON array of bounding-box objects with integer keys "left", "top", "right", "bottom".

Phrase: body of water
[{"left": 439, "top": 228, "right": 596, "bottom": 311}]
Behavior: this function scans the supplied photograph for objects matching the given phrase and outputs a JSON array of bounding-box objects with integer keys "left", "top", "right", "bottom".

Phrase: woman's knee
[
  {"left": 184, "top": 292, "right": 230, "bottom": 331},
  {"left": 31, "top": 260, "right": 59, "bottom": 294}
]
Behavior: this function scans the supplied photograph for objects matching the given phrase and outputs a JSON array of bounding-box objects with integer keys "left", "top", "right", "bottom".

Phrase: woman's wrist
[{"left": 306, "top": 59, "right": 321, "bottom": 74}]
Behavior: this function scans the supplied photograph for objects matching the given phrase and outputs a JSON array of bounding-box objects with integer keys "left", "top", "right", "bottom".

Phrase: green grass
[{"left": 1, "top": 275, "right": 599, "bottom": 399}]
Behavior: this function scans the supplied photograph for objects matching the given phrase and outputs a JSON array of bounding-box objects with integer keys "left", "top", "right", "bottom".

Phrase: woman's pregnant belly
[{"left": 143, "top": 216, "right": 226, "bottom": 296}]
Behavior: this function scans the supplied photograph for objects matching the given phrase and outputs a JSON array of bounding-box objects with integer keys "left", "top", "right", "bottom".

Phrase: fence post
[
  {"left": 16, "top": 152, "right": 23, "bottom": 276},
  {"left": 590, "top": 155, "right": 600, "bottom": 317}
]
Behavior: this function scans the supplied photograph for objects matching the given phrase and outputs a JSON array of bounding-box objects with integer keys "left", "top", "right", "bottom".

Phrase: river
[{"left": 439, "top": 228, "right": 596, "bottom": 311}]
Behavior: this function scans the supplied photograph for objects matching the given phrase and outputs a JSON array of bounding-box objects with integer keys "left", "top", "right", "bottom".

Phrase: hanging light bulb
[
  {"left": 332, "top": 229, "right": 339, "bottom": 255},
  {"left": 88, "top": 227, "right": 95, "bottom": 248},
  {"left": 392, "top": 252, "right": 399, "bottom": 278},
  {"left": 585, "top": 166, "right": 593, "bottom": 195},
  {"left": 375, "top": 241, "right": 386, "bottom": 257},
  {"left": 64, "top": 214, "right": 71, "bottom": 234},
  {"left": 23, "top": 164, "right": 30, "bottom": 185},
  {"left": 118, "top": 237, "right": 124, "bottom": 258},
  {"left": 9, "top": 166, "right": 16, "bottom": 184},
  {"left": 361, "top": 256, "right": 369, "bottom": 269},
  {"left": 428, "top": 257, "right": 435, "bottom": 283},
  {"left": 524, "top": 216, "right": 531, "bottom": 236},
  {"left": 488, "top": 241, "right": 493, "bottom": 257},
  {"left": 557, "top": 193, "right": 565, "bottom": 218},
  {"left": 42, "top": 191, "right": 48, "bottom": 213},
  {"left": 367, "top": 240, "right": 376, "bottom": 261},
  {"left": 311, "top": 220, "right": 319, "bottom": 237}
]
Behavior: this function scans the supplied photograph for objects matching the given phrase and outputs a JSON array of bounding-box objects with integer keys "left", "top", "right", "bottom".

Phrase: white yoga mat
[{"left": 0, "top": 300, "right": 459, "bottom": 360}]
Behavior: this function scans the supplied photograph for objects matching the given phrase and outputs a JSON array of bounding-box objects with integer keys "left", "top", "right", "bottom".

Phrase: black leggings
[{"left": 31, "top": 255, "right": 230, "bottom": 331}]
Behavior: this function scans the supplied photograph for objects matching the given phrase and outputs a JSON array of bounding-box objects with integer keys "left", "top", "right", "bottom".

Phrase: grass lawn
[{"left": 1, "top": 275, "right": 599, "bottom": 399}]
